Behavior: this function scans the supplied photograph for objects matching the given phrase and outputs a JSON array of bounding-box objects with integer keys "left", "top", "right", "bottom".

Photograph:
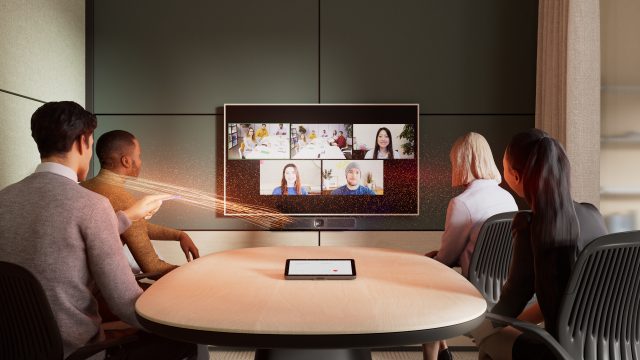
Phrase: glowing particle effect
[{"left": 94, "top": 174, "right": 293, "bottom": 229}]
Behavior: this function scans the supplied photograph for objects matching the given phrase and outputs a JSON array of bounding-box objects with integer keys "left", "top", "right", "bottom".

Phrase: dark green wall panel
[
  {"left": 94, "top": 0, "right": 319, "bottom": 114},
  {"left": 320, "top": 0, "right": 538, "bottom": 114}
]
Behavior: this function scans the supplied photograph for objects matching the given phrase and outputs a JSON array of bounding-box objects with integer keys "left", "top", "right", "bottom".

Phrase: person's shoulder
[
  {"left": 301, "top": 187, "right": 308, "bottom": 195},
  {"left": 272, "top": 187, "right": 282, "bottom": 195},
  {"left": 80, "top": 176, "right": 137, "bottom": 204},
  {"left": 359, "top": 185, "right": 375, "bottom": 195},
  {"left": 575, "top": 201, "right": 600, "bottom": 213},
  {"left": 364, "top": 150, "right": 373, "bottom": 159},
  {"left": 574, "top": 201, "right": 606, "bottom": 226},
  {"left": 331, "top": 186, "right": 346, "bottom": 195}
]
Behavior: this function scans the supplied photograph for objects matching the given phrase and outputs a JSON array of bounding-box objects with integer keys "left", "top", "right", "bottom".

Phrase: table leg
[{"left": 254, "top": 348, "right": 371, "bottom": 360}]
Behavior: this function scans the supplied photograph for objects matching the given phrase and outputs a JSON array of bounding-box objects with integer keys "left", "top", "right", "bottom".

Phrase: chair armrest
[
  {"left": 485, "top": 313, "right": 573, "bottom": 360},
  {"left": 66, "top": 334, "right": 139, "bottom": 360},
  {"left": 135, "top": 272, "right": 162, "bottom": 280}
]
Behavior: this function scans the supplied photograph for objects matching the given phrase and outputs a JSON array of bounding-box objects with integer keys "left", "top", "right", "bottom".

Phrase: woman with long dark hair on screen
[
  {"left": 365, "top": 127, "right": 400, "bottom": 159},
  {"left": 469, "top": 129, "right": 607, "bottom": 360},
  {"left": 272, "top": 163, "right": 308, "bottom": 195},
  {"left": 421, "top": 133, "right": 518, "bottom": 360},
  {"left": 243, "top": 127, "right": 257, "bottom": 156}
]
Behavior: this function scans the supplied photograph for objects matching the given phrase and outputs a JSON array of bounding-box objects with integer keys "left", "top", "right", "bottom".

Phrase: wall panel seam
[{"left": 0, "top": 89, "right": 46, "bottom": 104}]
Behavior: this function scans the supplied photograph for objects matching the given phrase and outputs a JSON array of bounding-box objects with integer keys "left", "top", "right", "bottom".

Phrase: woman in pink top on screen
[{"left": 422, "top": 132, "right": 518, "bottom": 360}]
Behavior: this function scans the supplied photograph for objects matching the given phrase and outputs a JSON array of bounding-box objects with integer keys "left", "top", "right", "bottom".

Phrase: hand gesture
[
  {"left": 123, "top": 194, "right": 173, "bottom": 221},
  {"left": 179, "top": 232, "right": 200, "bottom": 262}
]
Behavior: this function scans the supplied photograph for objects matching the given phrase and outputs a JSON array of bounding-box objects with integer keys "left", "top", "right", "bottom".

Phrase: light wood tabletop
[{"left": 136, "top": 246, "right": 486, "bottom": 336}]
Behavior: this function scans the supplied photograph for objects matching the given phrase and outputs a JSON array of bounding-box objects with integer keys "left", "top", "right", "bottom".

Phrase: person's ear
[
  {"left": 121, "top": 155, "right": 132, "bottom": 168},
  {"left": 77, "top": 135, "right": 88, "bottom": 156},
  {"left": 514, "top": 171, "right": 522, "bottom": 185}
]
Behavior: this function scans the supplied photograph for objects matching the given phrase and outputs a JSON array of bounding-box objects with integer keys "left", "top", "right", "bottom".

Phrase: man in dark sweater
[{"left": 0, "top": 102, "right": 197, "bottom": 360}]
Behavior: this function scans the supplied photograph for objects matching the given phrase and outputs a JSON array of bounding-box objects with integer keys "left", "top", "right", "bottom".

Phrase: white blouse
[{"left": 433, "top": 179, "right": 518, "bottom": 278}]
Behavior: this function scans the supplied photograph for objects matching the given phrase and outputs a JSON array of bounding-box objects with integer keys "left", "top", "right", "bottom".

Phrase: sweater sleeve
[
  {"left": 244, "top": 138, "right": 256, "bottom": 149},
  {"left": 490, "top": 211, "right": 536, "bottom": 318},
  {"left": 433, "top": 198, "right": 472, "bottom": 267},
  {"left": 115, "top": 210, "right": 132, "bottom": 234},
  {"left": 121, "top": 219, "right": 179, "bottom": 274},
  {"left": 146, "top": 222, "right": 182, "bottom": 241},
  {"left": 84, "top": 198, "right": 144, "bottom": 329}
]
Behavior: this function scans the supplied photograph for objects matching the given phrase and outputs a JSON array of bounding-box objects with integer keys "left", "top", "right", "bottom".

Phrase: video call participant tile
[
  {"left": 259, "top": 160, "right": 321, "bottom": 195},
  {"left": 321, "top": 160, "right": 383, "bottom": 195}
]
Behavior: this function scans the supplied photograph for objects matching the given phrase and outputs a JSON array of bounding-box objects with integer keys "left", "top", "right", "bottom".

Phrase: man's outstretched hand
[
  {"left": 123, "top": 194, "right": 172, "bottom": 221},
  {"left": 179, "top": 232, "right": 200, "bottom": 262}
]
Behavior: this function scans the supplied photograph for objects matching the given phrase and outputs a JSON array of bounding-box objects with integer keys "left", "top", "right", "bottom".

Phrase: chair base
[{"left": 254, "top": 348, "right": 372, "bottom": 360}]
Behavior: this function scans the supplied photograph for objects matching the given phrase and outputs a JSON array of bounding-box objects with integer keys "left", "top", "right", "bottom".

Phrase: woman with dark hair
[
  {"left": 272, "top": 163, "right": 308, "bottom": 195},
  {"left": 470, "top": 129, "right": 607, "bottom": 360},
  {"left": 365, "top": 127, "right": 400, "bottom": 159}
]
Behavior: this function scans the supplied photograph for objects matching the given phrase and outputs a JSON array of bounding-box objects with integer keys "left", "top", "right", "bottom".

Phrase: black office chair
[
  {"left": 468, "top": 211, "right": 536, "bottom": 311},
  {"left": 486, "top": 230, "right": 640, "bottom": 360},
  {"left": 0, "top": 261, "right": 152, "bottom": 360}
]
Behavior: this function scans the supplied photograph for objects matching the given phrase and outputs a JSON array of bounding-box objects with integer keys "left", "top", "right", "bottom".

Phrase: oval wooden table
[{"left": 135, "top": 247, "right": 486, "bottom": 360}]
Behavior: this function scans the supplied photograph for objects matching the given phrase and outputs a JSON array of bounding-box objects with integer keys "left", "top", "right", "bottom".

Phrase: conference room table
[
  {"left": 135, "top": 247, "right": 486, "bottom": 360},
  {"left": 245, "top": 136, "right": 290, "bottom": 159},
  {"left": 293, "top": 138, "right": 346, "bottom": 159}
]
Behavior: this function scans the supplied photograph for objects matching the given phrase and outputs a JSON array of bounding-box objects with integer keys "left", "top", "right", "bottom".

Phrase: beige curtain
[{"left": 536, "top": 0, "right": 601, "bottom": 207}]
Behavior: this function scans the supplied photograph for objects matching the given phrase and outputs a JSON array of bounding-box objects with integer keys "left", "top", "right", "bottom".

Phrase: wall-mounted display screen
[{"left": 224, "top": 104, "right": 419, "bottom": 216}]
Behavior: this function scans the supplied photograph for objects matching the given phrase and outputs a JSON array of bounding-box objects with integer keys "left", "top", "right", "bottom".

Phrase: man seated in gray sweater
[{"left": 0, "top": 101, "right": 197, "bottom": 360}]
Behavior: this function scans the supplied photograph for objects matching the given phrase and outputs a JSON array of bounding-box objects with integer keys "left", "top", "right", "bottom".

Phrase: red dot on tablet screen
[{"left": 333, "top": 270, "right": 338, "bottom": 272}]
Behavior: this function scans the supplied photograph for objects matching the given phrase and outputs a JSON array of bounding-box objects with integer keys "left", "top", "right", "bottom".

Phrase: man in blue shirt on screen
[{"left": 331, "top": 162, "right": 377, "bottom": 195}]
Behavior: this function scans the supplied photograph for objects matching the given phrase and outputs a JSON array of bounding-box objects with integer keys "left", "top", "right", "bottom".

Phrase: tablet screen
[{"left": 287, "top": 260, "right": 354, "bottom": 275}]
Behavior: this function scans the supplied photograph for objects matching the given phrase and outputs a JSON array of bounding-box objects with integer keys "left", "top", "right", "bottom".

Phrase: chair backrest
[
  {"left": 557, "top": 231, "right": 640, "bottom": 360},
  {"left": 468, "top": 211, "right": 531, "bottom": 310},
  {"left": 0, "top": 261, "right": 64, "bottom": 360}
]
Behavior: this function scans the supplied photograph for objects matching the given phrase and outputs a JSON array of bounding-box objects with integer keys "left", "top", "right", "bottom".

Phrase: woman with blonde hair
[
  {"left": 243, "top": 127, "right": 257, "bottom": 156},
  {"left": 298, "top": 133, "right": 308, "bottom": 149},
  {"left": 422, "top": 132, "right": 518, "bottom": 360}
]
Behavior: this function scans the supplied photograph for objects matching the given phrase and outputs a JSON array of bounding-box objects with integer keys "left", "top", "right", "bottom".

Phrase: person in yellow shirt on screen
[
  {"left": 308, "top": 130, "right": 317, "bottom": 140},
  {"left": 256, "top": 124, "right": 269, "bottom": 139}
]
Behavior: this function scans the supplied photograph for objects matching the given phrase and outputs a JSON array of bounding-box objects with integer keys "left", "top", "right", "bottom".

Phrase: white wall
[
  {"left": 0, "top": 0, "right": 85, "bottom": 190},
  {"left": 259, "top": 160, "right": 321, "bottom": 194},
  {"left": 352, "top": 124, "right": 413, "bottom": 158},
  {"left": 323, "top": 160, "right": 384, "bottom": 188}
]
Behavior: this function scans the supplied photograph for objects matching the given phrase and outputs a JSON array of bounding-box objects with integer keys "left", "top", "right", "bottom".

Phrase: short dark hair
[
  {"left": 31, "top": 101, "right": 97, "bottom": 158},
  {"left": 96, "top": 130, "right": 137, "bottom": 167},
  {"left": 262, "top": 124, "right": 266, "bottom": 126}
]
